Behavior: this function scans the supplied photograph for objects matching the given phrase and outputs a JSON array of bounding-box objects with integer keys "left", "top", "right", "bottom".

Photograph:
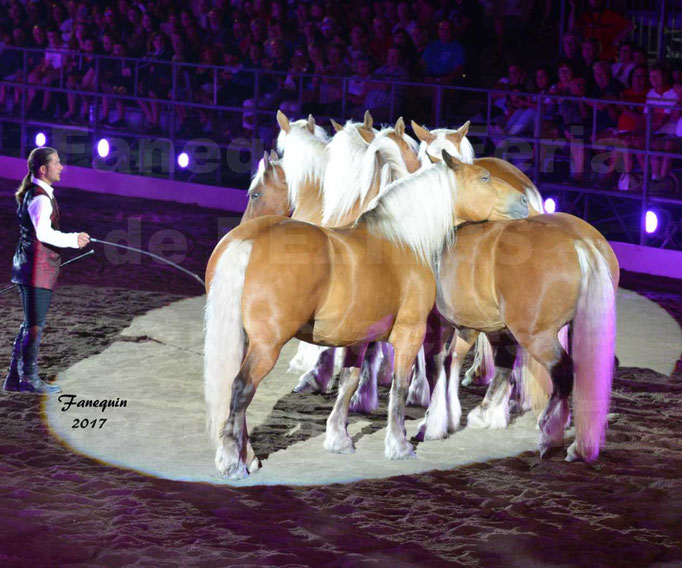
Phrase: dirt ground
[{"left": 0, "top": 180, "right": 680, "bottom": 568}]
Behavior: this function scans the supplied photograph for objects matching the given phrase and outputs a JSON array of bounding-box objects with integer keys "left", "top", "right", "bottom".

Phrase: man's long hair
[{"left": 15, "top": 147, "right": 58, "bottom": 205}]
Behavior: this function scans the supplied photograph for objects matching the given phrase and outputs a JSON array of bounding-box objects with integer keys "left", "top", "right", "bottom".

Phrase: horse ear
[
  {"left": 442, "top": 149, "right": 462, "bottom": 171},
  {"left": 358, "top": 127, "right": 375, "bottom": 144},
  {"left": 363, "top": 109, "right": 373, "bottom": 130},
  {"left": 330, "top": 119, "right": 343, "bottom": 133},
  {"left": 262, "top": 150, "right": 270, "bottom": 169},
  {"left": 276, "top": 109, "right": 290, "bottom": 133},
  {"left": 394, "top": 116, "right": 405, "bottom": 137},
  {"left": 269, "top": 149, "right": 278, "bottom": 162},
  {"left": 411, "top": 120, "right": 436, "bottom": 143},
  {"left": 307, "top": 114, "right": 316, "bottom": 133},
  {"left": 455, "top": 120, "right": 470, "bottom": 140}
]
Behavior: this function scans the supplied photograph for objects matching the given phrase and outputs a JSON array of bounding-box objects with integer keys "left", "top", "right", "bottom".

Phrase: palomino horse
[
  {"left": 204, "top": 153, "right": 529, "bottom": 478},
  {"left": 273, "top": 111, "right": 422, "bottom": 395},
  {"left": 427, "top": 213, "right": 618, "bottom": 461},
  {"left": 411, "top": 120, "right": 557, "bottom": 429}
]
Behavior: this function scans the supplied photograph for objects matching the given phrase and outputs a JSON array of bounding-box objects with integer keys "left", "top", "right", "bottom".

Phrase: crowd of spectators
[
  {"left": 489, "top": 0, "right": 682, "bottom": 191},
  {"left": 0, "top": 0, "right": 680, "bottom": 191}
]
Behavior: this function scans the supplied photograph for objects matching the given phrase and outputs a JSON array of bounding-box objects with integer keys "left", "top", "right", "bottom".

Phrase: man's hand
[{"left": 77, "top": 232, "right": 90, "bottom": 248}]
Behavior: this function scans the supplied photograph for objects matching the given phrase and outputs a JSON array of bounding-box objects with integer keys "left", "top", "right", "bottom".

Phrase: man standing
[{"left": 4, "top": 147, "right": 89, "bottom": 394}]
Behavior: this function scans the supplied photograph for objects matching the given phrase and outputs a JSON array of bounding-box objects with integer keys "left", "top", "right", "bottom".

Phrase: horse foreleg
[
  {"left": 467, "top": 331, "right": 517, "bottom": 430},
  {"left": 216, "top": 344, "right": 279, "bottom": 480},
  {"left": 324, "top": 343, "right": 368, "bottom": 454},
  {"left": 385, "top": 325, "right": 425, "bottom": 460}
]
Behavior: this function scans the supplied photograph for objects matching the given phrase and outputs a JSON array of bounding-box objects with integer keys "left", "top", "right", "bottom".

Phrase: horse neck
[{"left": 291, "top": 178, "right": 324, "bottom": 225}]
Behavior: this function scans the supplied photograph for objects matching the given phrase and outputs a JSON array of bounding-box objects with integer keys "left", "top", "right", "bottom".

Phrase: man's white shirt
[{"left": 28, "top": 177, "right": 80, "bottom": 249}]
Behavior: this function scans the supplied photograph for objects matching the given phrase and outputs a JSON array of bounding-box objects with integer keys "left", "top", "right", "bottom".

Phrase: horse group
[{"left": 204, "top": 110, "right": 618, "bottom": 480}]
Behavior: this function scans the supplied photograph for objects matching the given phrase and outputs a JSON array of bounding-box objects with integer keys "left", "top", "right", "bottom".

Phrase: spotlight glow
[
  {"left": 96, "top": 138, "right": 110, "bottom": 158},
  {"left": 645, "top": 210, "right": 658, "bottom": 234},
  {"left": 544, "top": 198, "right": 557, "bottom": 214},
  {"left": 177, "top": 152, "right": 190, "bottom": 168},
  {"left": 35, "top": 132, "right": 47, "bottom": 147}
]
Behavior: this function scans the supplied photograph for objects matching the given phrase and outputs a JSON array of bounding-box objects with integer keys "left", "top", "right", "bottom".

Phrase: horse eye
[
  {"left": 482, "top": 175, "right": 490, "bottom": 182},
  {"left": 252, "top": 192, "right": 260, "bottom": 200}
]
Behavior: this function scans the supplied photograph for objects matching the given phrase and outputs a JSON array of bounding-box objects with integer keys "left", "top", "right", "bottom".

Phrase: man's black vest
[{"left": 11, "top": 184, "right": 61, "bottom": 290}]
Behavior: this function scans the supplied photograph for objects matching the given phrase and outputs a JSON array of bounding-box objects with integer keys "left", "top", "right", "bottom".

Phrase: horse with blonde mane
[
  {"left": 204, "top": 151, "right": 529, "bottom": 479},
  {"left": 411, "top": 120, "right": 559, "bottom": 431},
  {"left": 271, "top": 111, "right": 424, "bottom": 397},
  {"left": 428, "top": 213, "right": 618, "bottom": 462}
]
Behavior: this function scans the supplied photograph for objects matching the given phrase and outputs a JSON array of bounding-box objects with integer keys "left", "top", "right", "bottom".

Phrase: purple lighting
[
  {"left": 96, "top": 138, "right": 110, "bottom": 158},
  {"left": 544, "top": 198, "right": 557, "bottom": 214},
  {"left": 35, "top": 132, "right": 47, "bottom": 147},
  {"left": 645, "top": 210, "right": 658, "bottom": 234},
  {"left": 177, "top": 152, "right": 190, "bottom": 168}
]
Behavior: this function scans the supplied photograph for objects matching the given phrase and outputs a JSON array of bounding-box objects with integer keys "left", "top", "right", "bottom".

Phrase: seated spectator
[
  {"left": 369, "top": 17, "right": 393, "bottom": 64},
  {"left": 419, "top": 19, "right": 465, "bottom": 83},
  {"left": 99, "top": 36, "right": 133, "bottom": 127},
  {"left": 615, "top": 65, "right": 649, "bottom": 190},
  {"left": 393, "top": 2, "right": 417, "bottom": 36},
  {"left": 569, "top": 0, "right": 632, "bottom": 61},
  {"left": 612, "top": 41, "right": 635, "bottom": 87},
  {"left": 0, "top": 28, "right": 31, "bottom": 112},
  {"left": 347, "top": 52, "right": 374, "bottom": 117},
  {"left": 587, "top": 61, "right": 624, "bottom": 185},
  {"left": 64, "top": 35, "right": 98, "bottom": 122},
  {"left": 632, "top": 46, "right": 648, "bottom": 68},
  {"left": 409, "top": 24, "right": 429, "bottom": 61},
  {"left": 588, "top": 60, "right": 623, "bottom": 136},
  {"left": 363, "top": 45, "right": 410, "bottom": 122},
  {"left": 550, "top": 60, "right": 589, "bottom": 180},
  {"left": 645, "top": 63, "right": 681, "bottom": 183},
  {"left": 137, "top": 31, "right": 172, "bottom": 132},
  {"left": 392, "top": 28, "right": 419, "bottom": 75},
  {"left": 579, "top": 38, "right": 599, "bottom": 85},
  {"left": 491, "top": 62, "right": 531, "bottom": 133}
]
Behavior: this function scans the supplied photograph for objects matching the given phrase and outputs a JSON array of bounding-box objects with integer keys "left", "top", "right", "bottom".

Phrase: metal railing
[{"left": 0, "top": 45, "right": 681, "bottom": 248}]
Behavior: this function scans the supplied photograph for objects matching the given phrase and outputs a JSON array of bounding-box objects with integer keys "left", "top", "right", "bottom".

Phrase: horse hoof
[
  {"left": 538, "top": 436, "right": 564, "bottom": 459},
  {"left": 417, "top": 419, "right": 448, "bottom": 441},
  {"left": 224, "top": 463, "right": 249, "bottom": 480},
  {"left": 323, "top": 435, "right": 355, "bottom": 454},
  {"left": 293, "top": 372, "right": 320, "bottom": 394},
  {"left": 565, "top": 441, "right": 598, "bottom": 463},
  {"left": 385, "top": 440, "right": 416, "bottom": 460},
  {"left": 466, "top": 406, "right": 489, "bottom": 429},
  {"left": 247, "top": 456, "right": 262, "bottom": 474}
]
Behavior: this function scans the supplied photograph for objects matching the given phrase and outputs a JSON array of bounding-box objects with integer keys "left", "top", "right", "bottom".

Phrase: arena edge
[{"left": 58, "top": 394, "right": 128, "bottom": 413}]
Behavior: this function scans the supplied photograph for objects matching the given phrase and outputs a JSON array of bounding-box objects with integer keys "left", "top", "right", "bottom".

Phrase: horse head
[
  {"left": 241, "top": 150, "right": 289, "bottom": 223},
  {"left": 442, "top": 150, "right": 528, "bottom": 223}
]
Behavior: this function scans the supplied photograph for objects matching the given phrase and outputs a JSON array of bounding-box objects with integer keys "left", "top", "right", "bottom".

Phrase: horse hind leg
[
  {"left": 467, "top": 331, "right": 517, "bottom": 430},
  {"left": 293, "top": 347, "right": 338, "bottom": 394},
  {"left": 522, "top": 335, "right": 572, "bottom": 458},
  {"left": 349, "top": 341, "right": 382, "bottom": 414},
  {"left": 463, "top": 333, "right": 495, "bottom": 386},
  {"left": 406, "top": 346, "right": 430, "bottom": 408},
  {"left": 215, "top": 343, "right": 280, "bottom": 479}
]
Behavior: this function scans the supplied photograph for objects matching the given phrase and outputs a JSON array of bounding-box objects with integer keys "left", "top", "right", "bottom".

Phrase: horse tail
[
  {"left": 571, "top": 241, "right": 617, "bottom": 461},
  {"left": 524, "top": 185, "right": 545, "bottom": 214},
  {"left": 204, "top": 239, "right": 253, "bottom": 445}
]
